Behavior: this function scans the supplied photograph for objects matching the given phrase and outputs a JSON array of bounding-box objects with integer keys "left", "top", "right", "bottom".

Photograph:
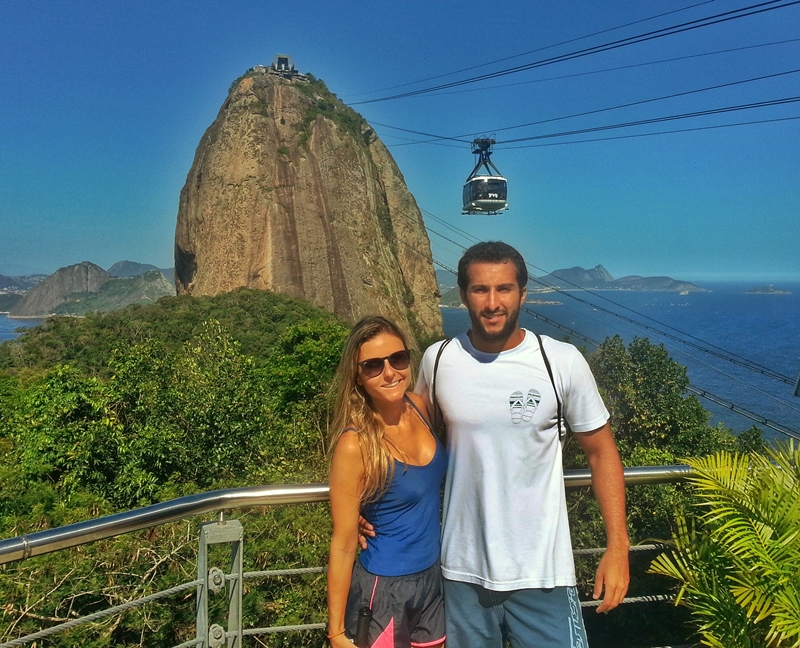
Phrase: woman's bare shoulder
[
  {"left": 332, "top": 428, "right": 362, "bottom": 459},
  {"left": 406, "top": 392, "right": 430, "bottom": 418}
]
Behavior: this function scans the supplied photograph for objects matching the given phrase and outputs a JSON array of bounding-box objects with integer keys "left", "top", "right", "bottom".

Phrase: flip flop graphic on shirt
[
  {"left": 522, "top": 389, "right": 541, "bottom": 422},
  {"left": 509, "top": 391, "right": 524, "bottom": 424}
]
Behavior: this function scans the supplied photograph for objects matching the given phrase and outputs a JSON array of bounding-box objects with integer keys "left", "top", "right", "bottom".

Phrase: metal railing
[
  {"left": 0, "top": 465, "right": 692, "bottom": 647},
  {"left": 0, "top": 465, "right": 690, "bottom": 566},
  {"left": 0, "top": 483, "right": 330, "bottom": 566}
]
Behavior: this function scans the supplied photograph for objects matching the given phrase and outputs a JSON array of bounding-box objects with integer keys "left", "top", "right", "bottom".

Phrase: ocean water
[
  {"left": 3, "top": 288, "right": 799, "bottom": 440},
  {"left": 441, "top": 282, "right": 800, "bottom": 441},
  {"left": 0, "top": 314, "right": 44, "bottom": 341}
]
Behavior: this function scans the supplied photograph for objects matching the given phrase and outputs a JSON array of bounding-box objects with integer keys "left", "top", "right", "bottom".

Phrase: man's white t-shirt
[{"left": 415, "top": 330, "right": 609, "bottom": 591}]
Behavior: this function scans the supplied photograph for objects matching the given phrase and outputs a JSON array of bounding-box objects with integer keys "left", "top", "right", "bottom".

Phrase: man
[{"left": 417, "top": 241, "right": 629, "bottom": 647}]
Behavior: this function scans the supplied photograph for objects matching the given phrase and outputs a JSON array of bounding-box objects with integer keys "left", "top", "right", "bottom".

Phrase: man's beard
[{"left": 468, "top": 305, "right": 521, "bottom": 346}]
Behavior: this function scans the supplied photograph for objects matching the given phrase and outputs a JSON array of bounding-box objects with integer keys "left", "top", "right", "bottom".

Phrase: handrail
[
  {"left": 0, "top": 483, "right": 329, "bottom": 565},
  {"left": 0, "top": 465, "right": 691, "bottom": 565},
  {"left": 565, "top": 463, "right": 691, "bottom": 488}
]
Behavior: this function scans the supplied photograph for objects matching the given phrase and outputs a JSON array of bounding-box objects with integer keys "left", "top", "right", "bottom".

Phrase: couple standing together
[{"left": 327, "top": 242, "right": 630, "bottom": 648}]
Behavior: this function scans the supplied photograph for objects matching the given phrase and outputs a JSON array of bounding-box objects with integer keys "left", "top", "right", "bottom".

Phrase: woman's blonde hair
[{"left": 328, "top": 316, "right": 413, "bottom": 503}]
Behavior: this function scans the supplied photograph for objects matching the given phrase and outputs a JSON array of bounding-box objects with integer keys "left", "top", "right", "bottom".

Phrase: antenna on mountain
[
  {"left": 271, "top": 54, "right": 295, "bottom": 76},
  {"left": 270, "top": 54, "right": 306, "bottom": 80}
]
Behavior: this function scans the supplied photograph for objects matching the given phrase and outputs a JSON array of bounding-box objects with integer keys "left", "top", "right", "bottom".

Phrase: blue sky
[{"left": 1, "top": 0, "right": 798, "bottom": 282}]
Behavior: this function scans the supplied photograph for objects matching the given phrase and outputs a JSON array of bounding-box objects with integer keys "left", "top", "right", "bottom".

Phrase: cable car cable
[
  {"left": 367, "top": 122, "right": 471, "bottom": 145},
  {"left": 683, "top": 387, "right": 800, "bottom": 439},
  {"left": 495, "top": 96, "right": 800, "bottom": 145},
  {"left": 423, "top": 221, "right": 795, "bottom": 384},
  {"left": 482, "top": 69, "right": 800, "bottom": 138},
  {"left": 345, "top": 0, "right": 720, "bottom": 98},
  {"left": 502, "top": 114, "right": 800, "bottom": 148},
  {"left": 358, "top": 1, "right": 800, "bottom": 104},
  {"left": 425, "top": 38, "right": 800, "bottom": 99},
  {"left": 372, "top": 68, "right": 800, "bottom": 147},
  {"left": 346, "top": 161, "right": 800, "bottom": 436},
  {"left": 351, "top": 0, "right": 800, "bottom": 105},
  {"left": 387, "top": 115, "right": 800, "bottom": 149},
  {"left": 664, "top": 342, "right": 800, "bottom": 415},
  {"left": 527, "top": 274, "right": 798, "bottom": 384},
  {"left": 422, "top": 207, "right": 795, "bottom": 382},
  {"left": 431, "top": 256, "right": 800, "bottom": 440}
]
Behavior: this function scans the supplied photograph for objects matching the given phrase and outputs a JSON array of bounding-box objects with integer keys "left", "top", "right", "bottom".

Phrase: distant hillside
[
  {"left": 538, "top": 265, "right": 614, "bottom": 288},
  {"left": 6, "top": 262, "right": 177, "bottom": 318},
  {"left": 0, "top": 274, "right": 48, "bottom": 293},
  {"left": 440, "top": 286, "right": 463, "bottom": 307},
  {"left": 535, "top": 265, "right": 705, "bottom": 293},
  {"left": 745, "top": 285, "right": 792, "bottom": 295},
  {"left": 108, "top": 260, "right": 175, "bottom": 283},
  {"left": 0, "top": 287, "right": 343, "bottom": 374},
  {"left": 107, "top": 260, "right": 161, "bottom": 278},
  {"left": 436, "top": 269, "right": 457, "bottom": 291},
  {"left": 439, "top": 263, "right": 705, "bottom": 306},
  {"left": 9, "top": 262, "right": 111, "bottom": 317},
  {"left": 53, "top": 271, "right": 176, "bottom": 315},
  {"left": 610, "top": 275, "right": 705, "bottom": 292},
  {"left": 0, "top": 294, "right": 23, "bottom": 312}
]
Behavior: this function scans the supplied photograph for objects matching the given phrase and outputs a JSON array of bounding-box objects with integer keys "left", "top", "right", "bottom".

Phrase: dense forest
[{"left": 0, "top": 288, "right": 791, "bottom": 647}]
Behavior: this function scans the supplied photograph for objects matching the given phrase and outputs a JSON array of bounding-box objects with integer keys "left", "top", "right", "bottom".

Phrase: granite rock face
[
  {"left": 174, "top": 69, "right": 442, "bottom": 341},
  {"left": 9, "top": 261, "right": 110, "bottom": 317}
]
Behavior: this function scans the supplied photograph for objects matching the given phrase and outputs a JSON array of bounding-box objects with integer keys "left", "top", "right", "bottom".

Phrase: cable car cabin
[
  {"left": 462, "top": 137, "right": 508, "bottom": 215},
  {"left": 462, "top": 175, "right": 508, "bottom": 214}
]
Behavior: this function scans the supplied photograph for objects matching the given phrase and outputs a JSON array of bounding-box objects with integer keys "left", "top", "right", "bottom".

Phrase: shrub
[{"left": 649, "top": 445, "right": 800, "bottom": 647}]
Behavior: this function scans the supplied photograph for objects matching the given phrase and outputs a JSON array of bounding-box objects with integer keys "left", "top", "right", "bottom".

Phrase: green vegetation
[
  {"left": 294, "top": 75, "right": 368, "bottom": 148},
  {"left": 0, "top": 287, "right": 340, "bottom": 375},
  {"left": 277, "top": 146, "right": 290, "bottom": 156},
  {"left": 0, "top": 294, "right": 22, "bottom": 311},
  {"left": 568, "top": 336, "right": 764, "bottom": 647},
  {"left": 0, "top": 301, "right": 773, "bottom": 646},
  {"left": 650, "top": 446, "right": 800, "bottom": 647},
  {"left": 253, "top": 97, "right": 271, "bottom": 118},
  {"left": 0, "top": 289, "right": 347, "bottom": 646},
  {"left": 52, "top": 271, "right": 174, "bottom": 316}
]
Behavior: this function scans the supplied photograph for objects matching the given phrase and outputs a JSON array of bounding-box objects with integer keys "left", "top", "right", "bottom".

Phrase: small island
[
  {"left": 745, "top": 285, "right": 792, "bottom": 295},
  {"left": 435, "top": 265, "right": 707, "bottom": 307}
]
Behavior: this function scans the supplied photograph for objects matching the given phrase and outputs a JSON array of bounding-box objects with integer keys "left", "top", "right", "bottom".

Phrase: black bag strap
[
  {"left": 431, "top": 338, "right": 453, "bottom": 444},
  {"left": 533, "top": 332, "right": 567, "bottom": 442}
]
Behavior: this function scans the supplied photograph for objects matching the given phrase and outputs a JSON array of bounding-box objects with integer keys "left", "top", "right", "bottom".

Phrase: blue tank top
[{"left": 358, "top": 397, "right": 447, "bottom": 577}]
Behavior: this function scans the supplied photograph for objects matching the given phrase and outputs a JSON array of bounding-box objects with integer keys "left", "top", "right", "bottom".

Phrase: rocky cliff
[
  {"left": 108, "top": 260, "right": 162, "bottom": 278},
  {"left": 538, "top": 265, "right": 616, "bottom": 288},
  {"left": 9, "top": 262, "right": 110, "bottom": 317},
  {"left": 174, "top": 68, "right": 442, "bottom": 341},
  {"left": 54, "top": 271, "right": 176, "bottom": 315}
]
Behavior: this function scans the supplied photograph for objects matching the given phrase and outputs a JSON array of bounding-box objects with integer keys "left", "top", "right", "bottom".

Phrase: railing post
[
  {"left": 227, "top": 521, "right": 243, "bottom": 648},
  {"left": 197, "top": 524, "right": 208, "bottom": 648},
  {"left": 196, "top": 517, "right": 244, "bottom": 648}
]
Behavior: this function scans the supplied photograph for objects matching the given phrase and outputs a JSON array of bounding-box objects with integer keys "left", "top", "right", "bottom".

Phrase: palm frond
[{"left": 654, "top": 447, "right": 800, "bottom": 647}]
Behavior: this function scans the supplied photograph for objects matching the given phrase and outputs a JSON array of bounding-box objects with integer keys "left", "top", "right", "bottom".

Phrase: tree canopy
[{"left": 0, "top": 290, "right": 347, "bottom": 646}]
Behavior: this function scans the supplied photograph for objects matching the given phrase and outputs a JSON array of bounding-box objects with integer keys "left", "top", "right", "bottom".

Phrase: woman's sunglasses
[{"left": 357, "top": 350, "right": 411, "bottom": 379}]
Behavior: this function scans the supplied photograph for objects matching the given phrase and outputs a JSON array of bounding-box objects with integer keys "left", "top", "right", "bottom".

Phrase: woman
[{"left": 327, "top": 316, "right": 447, "bottom": 648}]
